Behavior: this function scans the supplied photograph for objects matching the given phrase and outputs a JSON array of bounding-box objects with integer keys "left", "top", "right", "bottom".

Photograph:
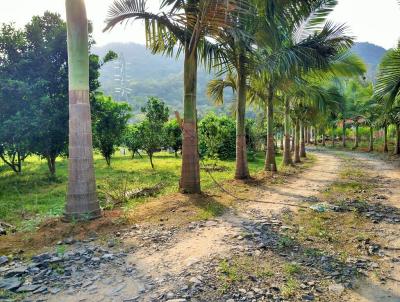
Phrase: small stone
[
  {"left": 329, "top": 283, "right": 345, "bottom": 295},
  {"left": 16, "top": 284, "right": 41, "bottom": 293},
  {"left": 102, "top": 253, "right": 114, "bottom": 261},
  {"left": 108, "top": 284, "right": 126, "bottom": 295},
  {"left": 0, "top": 227, "right": 6, "bottom": 235},
  {"left": 33, "top": 286, "right": 48, "bottom": 294},
  {"left": 205, "top": 221, "right": 218, "bottom": 227},
  {"left": 91, "top": 257, "right": 101, "bottom": 263},
  {"left": 166, "top": 292, "right": 175, "bottom": 299},
  {"left": 4, "top": 266, "right": 28, "bottom": 277},
  {"left": 63, "top": 237, "right": 76, "bottom": 245},
  {"left": 49, "top": 287, "right": 62, "bottom": 294},
  {"left": 0, "top": 277, "right": 22, "bottom": 291},
  {"left": 189, "top": 277, "right": 202, "bottom": 284},
  {"left": 302, "top": 294, "right": 315, "bottom": 301},
  {"left": 0, "top": 256, "right": 8, "bottom": 265},
  {"left": 32, "top": 253, "right": 51, "bottom": 263},
  {"left": 252, "top": 287, "right": 263, "bottom": 294},
  {"left": 108, "top": 240, "right": 115, "bottom": 248},
  {"left": 123, "top": 298, "right": 139, "bottom": 302}
]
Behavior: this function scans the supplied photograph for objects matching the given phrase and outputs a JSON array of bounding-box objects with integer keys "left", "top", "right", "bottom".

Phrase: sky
[{"left": 0, "top": 0, "right": 400, "bottom": 49}]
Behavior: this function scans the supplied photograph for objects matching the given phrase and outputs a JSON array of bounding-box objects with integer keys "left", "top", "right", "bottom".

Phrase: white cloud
[{"left": 1, "top": 0, "right": 399, "bottom": 48}]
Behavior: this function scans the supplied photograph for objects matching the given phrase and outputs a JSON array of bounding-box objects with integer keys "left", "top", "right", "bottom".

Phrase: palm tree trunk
[
  {"left": 395, "top": 124, "right": 400, "bottom": 155},
  {"left": 314, "top": 127, "right": 318, "bottom": 146},
  {"left": 64, "top": 0, "right": 100, "bottom": 221},
  {"left": 384, "top": 125, "right": 389, "bottom": 153},
  {"left": 369, "top": 126, "right": 374, "bottom": 152},
  {"left": 265, "top": 84, "right": 277, "bottom": 172},
  {"left": 294, "top": 121, "right": 301, "bottom": 163},
  {"left": 305, "top": 126, "right": 309, "bottom": 144},
  {"left": 342, "top": 119, "right": 346, "bottom": 148},
  {"left": 300, "top": 122, "right": 306, "bottom": 158},
  {"left": 283, "top": 98, "right": 292, "bottom": 166},
  {"left": 234, "top": 52, "right": 249, "bottom": 179},
  {"left": 322, "top": 132, "right": 326, "bottom": 146},
  {"left": 332, "top": 127, "right": 336, "bottom": 147},
  {"left": 180, "top": 48, "right": 201, "bottom": 193},
  {"left": 46, "top": 155, "right": 56, "bottom": 177},
  {"left": 291, "top": 128, "right": 295, "bottom": 152},
  {"left": 354, "top": 125, "right": 359, "bottom": 149}
]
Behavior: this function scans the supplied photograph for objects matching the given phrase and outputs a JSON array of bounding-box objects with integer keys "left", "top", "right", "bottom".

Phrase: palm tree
[
  {"left": 375, "top": 44, "right": 400, "bottom": 154},
  {"left": 104, "top": 0, "right": 240, "bottom": 193},
  {"left": 375, "top": 44, "right": 400, "bottom": 109},
  {"left": 64, "top": 0, "right": 100, "bottom": 220},
  {"left": 254, "top": 15, "right": 355, "bottom": 170}
]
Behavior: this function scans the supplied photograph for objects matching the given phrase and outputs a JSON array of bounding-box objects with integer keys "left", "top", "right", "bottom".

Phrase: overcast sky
[{"left": 1, "top": 0, "right": 399, "bottom": 49}]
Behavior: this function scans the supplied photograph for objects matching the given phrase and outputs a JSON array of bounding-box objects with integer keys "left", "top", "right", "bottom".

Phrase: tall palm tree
[
  {"left": 104, "top": 0, "right": 240, "bottom": 193},
  {"left": 208, "top": 0, "right": 348, "bottom": 176},
  {"left": 64, "top": 0, "right": 100, "bottom": 220},
  {"left": 375, "top": 44, "right": 400, "bottom": 109},
  {"left": 254, "top": 16, "right": 354, "bottom": 170}
]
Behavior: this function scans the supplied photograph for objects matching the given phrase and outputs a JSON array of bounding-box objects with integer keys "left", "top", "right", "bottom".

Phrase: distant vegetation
[{"left": 93, "top": 42, "right": 386, "bottom": 116}]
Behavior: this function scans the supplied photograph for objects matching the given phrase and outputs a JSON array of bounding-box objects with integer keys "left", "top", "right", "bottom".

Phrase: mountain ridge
[{"left": 93, "top": 41, "right": 387, "bottom": 116}]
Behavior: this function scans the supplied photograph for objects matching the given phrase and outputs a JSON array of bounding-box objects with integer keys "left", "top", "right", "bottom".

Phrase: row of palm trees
[{"left": 64, "top": 0, "right": 365, "bottom": 219}]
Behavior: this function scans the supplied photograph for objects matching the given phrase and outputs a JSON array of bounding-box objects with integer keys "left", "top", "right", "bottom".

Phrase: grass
[
  {"left": 281, "top": 277, "right": 300, "bottom": 299},
  {"left": 283, "top": 262, "right": 302, "bottom": 276},
  {"left": 287, "top": 153, "right": 379, "bottom": 260},
  {"left": 218, "top": 256, "right": 274, "bottom": 293},
  {"left": 0, "top": 150, "right": 282, "bottom": 230}
]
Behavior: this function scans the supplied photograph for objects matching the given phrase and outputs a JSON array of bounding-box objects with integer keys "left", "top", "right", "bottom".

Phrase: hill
[
  {"left": 351, "top": 42, "right": 387, "bottom": 80},
  {"left": 92, "top": 43, "right": 234, "bottom": 118},
  {"left": 93, "top": 42, "right": 387, "bottom": 115}
]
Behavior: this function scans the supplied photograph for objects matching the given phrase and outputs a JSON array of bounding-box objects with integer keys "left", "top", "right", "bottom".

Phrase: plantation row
[{"left": 1, "top": 0, "right": 400, "bottom": 220}]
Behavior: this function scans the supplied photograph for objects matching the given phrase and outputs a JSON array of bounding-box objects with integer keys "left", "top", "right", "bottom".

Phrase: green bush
[{"left": 199, "top": 113, "right": 257, "bottom": 160}]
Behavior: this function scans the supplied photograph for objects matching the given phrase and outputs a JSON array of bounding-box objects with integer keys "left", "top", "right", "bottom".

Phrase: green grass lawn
[{"left": 0, "top": 150, "right": 282, "bottom": 230}]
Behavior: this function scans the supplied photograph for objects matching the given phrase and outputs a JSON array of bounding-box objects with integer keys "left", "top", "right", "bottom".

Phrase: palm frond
[
  {"left": 207, "top": 73, "right": 237, "bottom": 105},
  {"left": 375, "top": 47, "right": 400, "bottom": 109}
]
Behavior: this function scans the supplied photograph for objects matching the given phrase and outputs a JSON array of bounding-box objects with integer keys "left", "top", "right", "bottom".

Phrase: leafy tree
[
  {"left": 139, "top": 97, "right": 169, "bottom": 168},
  {"left": 92, "top": 94, "right": 131, "bottom": 166},
  {"left": 0, "top": 23, "right": 33, "bottom": 173},
  {"left": 198, "top": 113, "right": 256, "bottom": 161},
  {"left": 199, "top": 113, "right": 236, "bottom": 160},
  {"left": 164, "top": 120, "right": 182, "bottom": 157},
  {"left": 0, "top": 12, "right": 116, "bottom": 176},
  {"left": 23, "top": 12, "right": 69, "bottom": 176},
  {"left": 0, "top": 80, "right": 33, "bottom": 173},
  {"left": 136, "top": 121, "right": 160, "bottom": 169},
  {"left": 123, "top": 124, "right": 143, "bottom": 158}
]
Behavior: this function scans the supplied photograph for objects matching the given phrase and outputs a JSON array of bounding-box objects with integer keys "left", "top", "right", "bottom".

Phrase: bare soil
[{"left": 4, "top": 149, "right": 400, "bottom": 302}]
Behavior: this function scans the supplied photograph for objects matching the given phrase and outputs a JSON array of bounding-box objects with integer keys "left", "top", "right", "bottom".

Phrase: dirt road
[{"left": 30, "top": 149, "right": 400, "bottom": 302}]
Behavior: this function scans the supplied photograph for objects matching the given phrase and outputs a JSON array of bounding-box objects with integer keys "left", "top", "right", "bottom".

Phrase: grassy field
[{"left": 0, "top": 150, "right": 281, "bottom": 230}]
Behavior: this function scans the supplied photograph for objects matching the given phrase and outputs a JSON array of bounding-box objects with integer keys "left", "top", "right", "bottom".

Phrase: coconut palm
[
  {"left": 375, "top": 44, "right": 400, "bottom": 109},
  {"left": 64, "top": 0, "right": 100, "bottom": 220},
  {"left": 254, "top": 17, "right": 355, "bottom": 170},
  {"left": 104, "top": 0, "right": 243, "bottom": 193},
  {"left": 208, "top": 0, "right": 350, "bottom": 176}
]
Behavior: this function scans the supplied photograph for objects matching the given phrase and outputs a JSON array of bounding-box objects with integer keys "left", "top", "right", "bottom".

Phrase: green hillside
[
  {"left": 351, "top": 42, "right": 387, "bottom": 80},
  {"left": 93, "top": 43, "right": 234, "bottom": 118},
  {"left": 93, "top": 42, "right": 387, "bottom": 115}
]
